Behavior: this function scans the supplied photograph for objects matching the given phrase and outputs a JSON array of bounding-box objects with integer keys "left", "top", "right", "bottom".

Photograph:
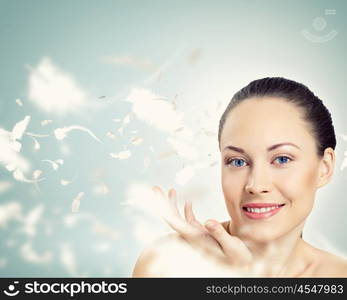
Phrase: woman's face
[{"left": 220, "top": 97, "right": 331, "bottom": 242}]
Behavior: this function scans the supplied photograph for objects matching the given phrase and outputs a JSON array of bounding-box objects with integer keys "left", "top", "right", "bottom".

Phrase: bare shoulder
[
  {"left": 132, "top": 233, "right": 193, "bottom": 277},
  {"left": 313, "top": 248, "right": 347, "bottom": 277}
]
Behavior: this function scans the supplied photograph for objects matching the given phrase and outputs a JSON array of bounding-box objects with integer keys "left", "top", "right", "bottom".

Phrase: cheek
[
  {"left": 275, "top": 165, "right": 318, "bottom": 210},
  {"left": 221, "top": 170, "right": 245, "bottom": 212}
]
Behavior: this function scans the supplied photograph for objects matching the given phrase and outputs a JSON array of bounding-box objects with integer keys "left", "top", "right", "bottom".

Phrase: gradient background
[{"left": 0, "top": 0, "right": 346, "bottom": 277}]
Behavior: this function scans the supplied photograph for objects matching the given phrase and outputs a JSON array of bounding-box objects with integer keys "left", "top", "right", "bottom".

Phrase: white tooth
[{"left": 245, "top": 205, "right": 283, "bottom": 214}]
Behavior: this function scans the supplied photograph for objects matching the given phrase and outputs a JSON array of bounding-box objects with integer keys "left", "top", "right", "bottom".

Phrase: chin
[{"left": 237, "top": 224, "right": 283, "bottom": 244}]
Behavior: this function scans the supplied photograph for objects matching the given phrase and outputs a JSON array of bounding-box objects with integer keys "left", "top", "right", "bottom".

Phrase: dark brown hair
[{"left": 218, "top": 77, "right": 336, "bottom": 157}]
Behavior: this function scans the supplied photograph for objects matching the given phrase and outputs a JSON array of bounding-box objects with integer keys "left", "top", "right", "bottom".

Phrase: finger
[
  {"left": 166, "top": 213, "right": 202, "bottom": 241},
  {"left": 184, "top": 201, "right": 206, "bottom": 230},
  {"left": 205, "top": 219, "right": 252, "bottom": 265},
  {"left": 153, "top": 186, "right": 181, "bottom": 220},
  {"left": 153, "top": 186, "right": 180, "bottom": 221},
  {"left": 152, "top": 185, "right": 166, "bottom": 198},
  {"left": 153, "top": 186, "right": 199, "bottom": 237},
  {"left": 153, "top": 188, "right": 225, "bottom": 258},
  {"left": 167, "top": 188, "right": 180, "bottom": 216},
  {"left": 168, "top": 188, "right": 176, "bottom": 199},
  {"left": 168, "top": 190, "right": 205, "bottom": 232},
  {"left": 184, "top": 200, "right": 195, "bottom": 223},
  {"left": 167, "top": 189, "right": 203, "bottom": 231}
]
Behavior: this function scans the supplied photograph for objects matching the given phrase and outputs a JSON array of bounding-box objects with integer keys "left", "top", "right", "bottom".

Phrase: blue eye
[
  {"left": 274, "top": 156, "right": 292, "bottom": 165},
  {"left": 228, "top": 158, "right": 247, "bottom": 168},
  {"left": 225, "top": 156, "right": 292, "bottom": 168}
]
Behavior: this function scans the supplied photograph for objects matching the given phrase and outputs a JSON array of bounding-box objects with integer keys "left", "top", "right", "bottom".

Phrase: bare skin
[
  {"left": 132, "top": 97, "right": 347, "bottom": 277},
  {"left": 133, "top": 216, "right": 347, "bottom": 277},
  {"left": 133, "top": 214, "right": 347, "bottom": 277}
]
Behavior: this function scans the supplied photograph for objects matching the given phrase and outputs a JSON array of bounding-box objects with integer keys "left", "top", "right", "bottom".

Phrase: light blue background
[{"left": 0, "top": 0, "right": 346, "bottom": 276}]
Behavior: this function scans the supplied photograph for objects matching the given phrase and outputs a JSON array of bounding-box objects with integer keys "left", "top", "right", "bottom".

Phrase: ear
[{"left": 316, "top": 147, "right": 335, "bottom": 188}]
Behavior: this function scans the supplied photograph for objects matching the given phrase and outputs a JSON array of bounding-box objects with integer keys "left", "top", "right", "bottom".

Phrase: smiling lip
[{"left": 242, "top": 203, "right": 286, "bottom": 220}]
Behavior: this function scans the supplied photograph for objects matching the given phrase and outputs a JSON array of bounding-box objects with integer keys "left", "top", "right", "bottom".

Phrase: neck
[{"left": 229, "top": 221, "right": 311, "bottom": 277}]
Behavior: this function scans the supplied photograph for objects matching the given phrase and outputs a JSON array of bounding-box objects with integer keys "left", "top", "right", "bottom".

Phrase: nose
[{"left": 245, "top": 165, "right": 271, "bottom": 195}]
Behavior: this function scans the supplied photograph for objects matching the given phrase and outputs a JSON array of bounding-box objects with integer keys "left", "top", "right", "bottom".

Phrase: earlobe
[{"left": 317, "top": 148, "right": 335, "bottom": 188}]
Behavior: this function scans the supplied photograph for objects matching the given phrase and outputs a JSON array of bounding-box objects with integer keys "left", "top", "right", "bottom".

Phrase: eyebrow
[{"left": 223, "top": 142, "right": 301, "bottom": 153}]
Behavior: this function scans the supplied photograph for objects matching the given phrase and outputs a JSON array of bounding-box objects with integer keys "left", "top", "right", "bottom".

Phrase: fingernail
[{"left": 170, "top": 189, "right": 177, "bottom": 198}]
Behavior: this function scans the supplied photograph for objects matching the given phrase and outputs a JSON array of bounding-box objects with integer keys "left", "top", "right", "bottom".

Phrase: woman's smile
[
  {"left": 241, "top": 203, "right": 286, "bottom": 220},
  {"left": 219, "top": 96, "right": 325, "bottom": 241}
]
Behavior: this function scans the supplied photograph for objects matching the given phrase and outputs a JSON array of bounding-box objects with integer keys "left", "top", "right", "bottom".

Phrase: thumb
[{"left": 205, "top": 219, "right": 252, "bottom": 265}]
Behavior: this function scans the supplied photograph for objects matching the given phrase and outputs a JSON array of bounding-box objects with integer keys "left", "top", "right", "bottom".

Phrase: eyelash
[{"left": 224, "top": 155, "right": 293, "bottom": 168}]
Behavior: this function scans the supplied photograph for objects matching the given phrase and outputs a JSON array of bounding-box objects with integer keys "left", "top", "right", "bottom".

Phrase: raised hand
[{"left": 152, "top": 185, "right": 252, "bottom": 271}]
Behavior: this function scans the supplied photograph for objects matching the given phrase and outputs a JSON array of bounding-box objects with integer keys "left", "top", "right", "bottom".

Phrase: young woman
[{"left": 132, "top": 77, "right": 347, "bottom": 277}]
